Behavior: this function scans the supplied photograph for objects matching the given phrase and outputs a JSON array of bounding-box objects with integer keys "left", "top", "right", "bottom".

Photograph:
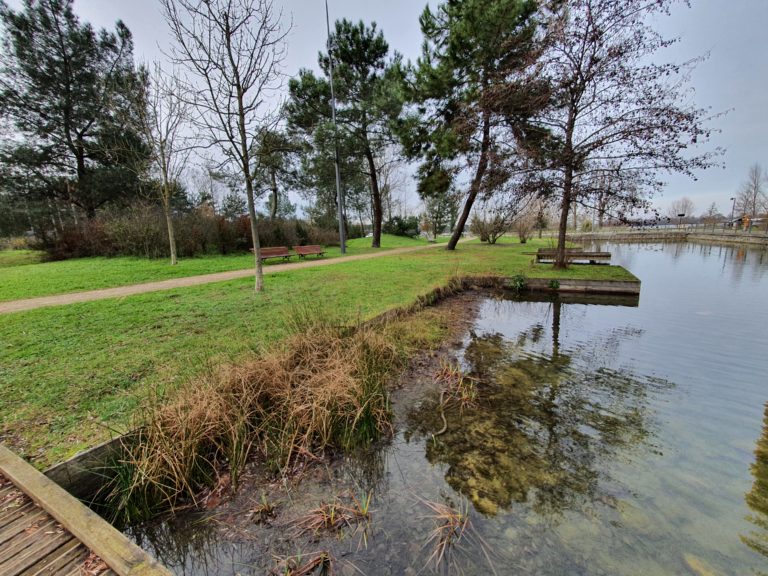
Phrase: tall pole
[{"left": 325, "top": 0, "right": 346, "bottom": 254}]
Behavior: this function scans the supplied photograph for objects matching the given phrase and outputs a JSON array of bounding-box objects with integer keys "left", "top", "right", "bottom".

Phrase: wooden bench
[
  {"left": 252, "top": 246, "right": 291, "bottom": 262},
  {"left": 293, "top": 245, "right": 325, "bottom": 259},
  {"left": 535, "top": 249, "right": 611, "bottom": 264}
]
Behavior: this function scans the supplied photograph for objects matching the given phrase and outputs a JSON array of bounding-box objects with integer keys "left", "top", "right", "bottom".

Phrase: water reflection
[
  {"left": 743, "top": 403, "right": 768, "bottom": 561},
  {"left": 405, "top": 296, "right": 671, "bottom": 517}
]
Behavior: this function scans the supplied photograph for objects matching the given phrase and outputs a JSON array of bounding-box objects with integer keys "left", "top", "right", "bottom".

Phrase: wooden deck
[{"left": 0, "top": 446, "right": 171, "bottom": 576}]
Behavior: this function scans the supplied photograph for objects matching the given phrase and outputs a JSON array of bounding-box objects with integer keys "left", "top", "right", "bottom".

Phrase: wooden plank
[
  {"left": 0, "top": 502, "right": 41, "bottom": 532},
  {"left": 0, "top": 483, "right": 21, "bottom": 500},
  {"left": 0, "top": 517, "right": 60, "bottom": 568},
  {"left": 1, "top": 528, "right": 73, "bottom": 576},
  {"left": 0, "top": 508, "right": 50, "bottom": 545},
  {"left": 0, "top": 445, "right": 171, "bottom": 576},
  {"left": 18, "top": 536, "right": 83, "bottom": 576},
  {"left": 50, "top": 548, "right": 89, "bottom": 576}
]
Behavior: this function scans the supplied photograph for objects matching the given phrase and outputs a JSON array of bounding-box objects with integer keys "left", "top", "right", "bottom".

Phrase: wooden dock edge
[
  {"left": 521, "top": 277, "right": 641, "bottom": 295},
  {"left": 0, "top": 444, "right": 172, "bottom": 576}
]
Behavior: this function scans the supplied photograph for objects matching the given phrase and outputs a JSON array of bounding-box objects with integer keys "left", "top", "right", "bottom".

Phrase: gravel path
[{"left": 0, "top": 244, "right": 443, "bottom": 314}]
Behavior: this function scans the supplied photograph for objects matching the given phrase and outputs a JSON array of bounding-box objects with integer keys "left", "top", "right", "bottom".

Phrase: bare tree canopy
[
  {"left": 736, "top": 163, "right": 767, "bottom": 218},
  {"left": 135, "top": 62, "right": 194, "bottom": 265},
  {"left": 161, "top": 0, "right": 289, "bottom": 291},
  {"left": 668, "top": 196, "right": 695, "bottom": 219}
]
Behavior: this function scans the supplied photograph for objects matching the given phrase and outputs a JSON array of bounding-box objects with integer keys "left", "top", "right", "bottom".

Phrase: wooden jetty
[
  {"left": 0, "top": 445, "right": 171, "bottom": 576},
  {"left": 534, "top": 248, "right": 611, "bottom": 264}
]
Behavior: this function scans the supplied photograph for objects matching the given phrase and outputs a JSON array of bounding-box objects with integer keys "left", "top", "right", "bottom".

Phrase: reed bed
[
  {"left": 100, "top": 315, "right": 399, "bottom": 525},
  {"left": 99, "top": 277, "right": 504, "bottom": 525}
]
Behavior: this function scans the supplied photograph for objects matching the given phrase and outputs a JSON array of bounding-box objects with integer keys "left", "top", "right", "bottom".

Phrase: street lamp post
[{"left": 729, "top": 196, "right": 737, "bottom": 233}]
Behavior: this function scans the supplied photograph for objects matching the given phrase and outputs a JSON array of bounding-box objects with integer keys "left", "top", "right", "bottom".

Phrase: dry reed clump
[
  {"left": 270, "top": 551, "right": 333, "bottom": 576},
  {"left": 294, "top": 492, "right": 373, "bottom": 537},
  {"left": 420, "top": 497, "right": 497, "bottom": 575},
  {"left": 101, "top": 319, "right": 399, "bottom": 524},
  {"left": 434, "top": 361, "right": 478, "bottom": 410}
]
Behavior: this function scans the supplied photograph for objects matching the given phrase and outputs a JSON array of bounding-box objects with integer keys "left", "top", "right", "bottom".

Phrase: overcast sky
[{"left": 7, "top": 0, "right": 767, "bottom": 217}]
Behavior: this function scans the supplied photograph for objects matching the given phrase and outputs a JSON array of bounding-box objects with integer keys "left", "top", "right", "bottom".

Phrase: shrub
[
  {"left": 383, "top": 216, "right": 420, "bottom": 238},
  {"left": 41, "top": 203, "right": 338, "bottom": 259},
  {"left": 0, "top": 236, "right": 32, "bottom": 250}
]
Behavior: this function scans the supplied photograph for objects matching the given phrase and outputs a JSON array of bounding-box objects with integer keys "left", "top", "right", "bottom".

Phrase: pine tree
[
  {"left": 0, "top": 0, "right": 145, "bottom": 218},
  {"left": 287, "top": 19, "right": 404, "bottom": 248}
]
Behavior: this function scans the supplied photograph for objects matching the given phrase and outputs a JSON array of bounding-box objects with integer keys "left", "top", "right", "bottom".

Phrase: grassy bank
[
  {"left": 0, "top": 249, "right": 44, "bottom": 269},
  {"left": 0, "top": 239, "right": 636, "bottom": 467},
  {"left": 0, "top": 235, "right": 433, "bottom": 302}
]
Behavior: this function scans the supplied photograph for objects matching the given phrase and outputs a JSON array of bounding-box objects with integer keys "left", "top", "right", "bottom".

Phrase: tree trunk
[
  {"left": 554, "top": 170, "right": 572, "bottom": 269},
  {"left": 447, "top": 111, "right": 491, "bottom": 251},
  {"left": 162, "top": 190, "right": 178, "bottom": 266},
  {"left": 245, "top": 177, "right": 264, "bottom": 292},
  {"left": 269, "top": 168, "right": 278, "bottom": 220},
  {"left": 364, "top": 147, "right": 383, "bottom": 248},
  {"left": 555, "top": 102, "right": 577, "bottom": 269}
]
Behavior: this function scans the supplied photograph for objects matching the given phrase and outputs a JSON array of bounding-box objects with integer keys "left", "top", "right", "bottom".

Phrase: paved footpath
[{"left": 0, "top": 243, "right": 444, "bottom": 315}]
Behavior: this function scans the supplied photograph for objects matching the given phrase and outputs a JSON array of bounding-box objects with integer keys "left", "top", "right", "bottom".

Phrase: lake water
[{"left": 131, "top": 242, "right": 768, "bottom": 575}]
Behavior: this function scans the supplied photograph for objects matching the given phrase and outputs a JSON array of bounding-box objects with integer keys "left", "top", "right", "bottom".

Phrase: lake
[{"left": 131, "top": 242, "right": 768, "bottom": 575}]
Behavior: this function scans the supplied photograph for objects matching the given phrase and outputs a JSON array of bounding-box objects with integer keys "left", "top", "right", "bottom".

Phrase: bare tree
[
  {"left": 161, "top": 0, "right": 289, "bottom": 291},
  {"left": 376, "top": 152, "right": 407, "bottom": 222},
  {"left": 136, "top": 62, "right": 193, "bottom": 265},
  {"left": 668, "top": 197, "right": 695, "bottom": 220},
  {"left": 737, "top": 163, "right": 767, "bottom": 218},
  {"left": 470, "top": 190, "right": 530, "bottom": 244},
  {"left": 532, "top": 0, "right": 720, "bottom": 268},
  {"left": 513, "top": 207, "right": 536, "bottom": 244}
]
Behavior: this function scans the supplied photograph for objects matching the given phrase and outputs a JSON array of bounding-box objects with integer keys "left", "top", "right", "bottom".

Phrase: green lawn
[
  {"left": 0, "top": 238, "right": 636, "bottom": 467},
  {"left": 0, "top": 234, "right": 431, "bottom": 302}
]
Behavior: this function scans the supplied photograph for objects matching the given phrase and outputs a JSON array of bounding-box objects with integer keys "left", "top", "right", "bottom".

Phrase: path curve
[{"left": 0, "top": 243, "right": 444, "bottom": 314}]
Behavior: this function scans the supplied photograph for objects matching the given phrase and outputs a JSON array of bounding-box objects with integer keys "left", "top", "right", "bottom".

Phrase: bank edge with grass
[{"left": 49, "top": 273, "right": 639, "bottom": 526}]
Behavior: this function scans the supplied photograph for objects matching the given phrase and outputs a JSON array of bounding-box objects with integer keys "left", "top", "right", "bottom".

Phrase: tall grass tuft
[{"left": 100, "top": 312, "right": 398, "bottom": 525}]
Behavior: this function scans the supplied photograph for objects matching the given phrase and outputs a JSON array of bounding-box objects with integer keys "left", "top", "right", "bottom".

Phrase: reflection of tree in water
[
  {"left": 742, "top": 403, "right": 768, "bottom": 564},
  {"left": 406, "top": 300, "right": 671, "bottom": 517}
]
